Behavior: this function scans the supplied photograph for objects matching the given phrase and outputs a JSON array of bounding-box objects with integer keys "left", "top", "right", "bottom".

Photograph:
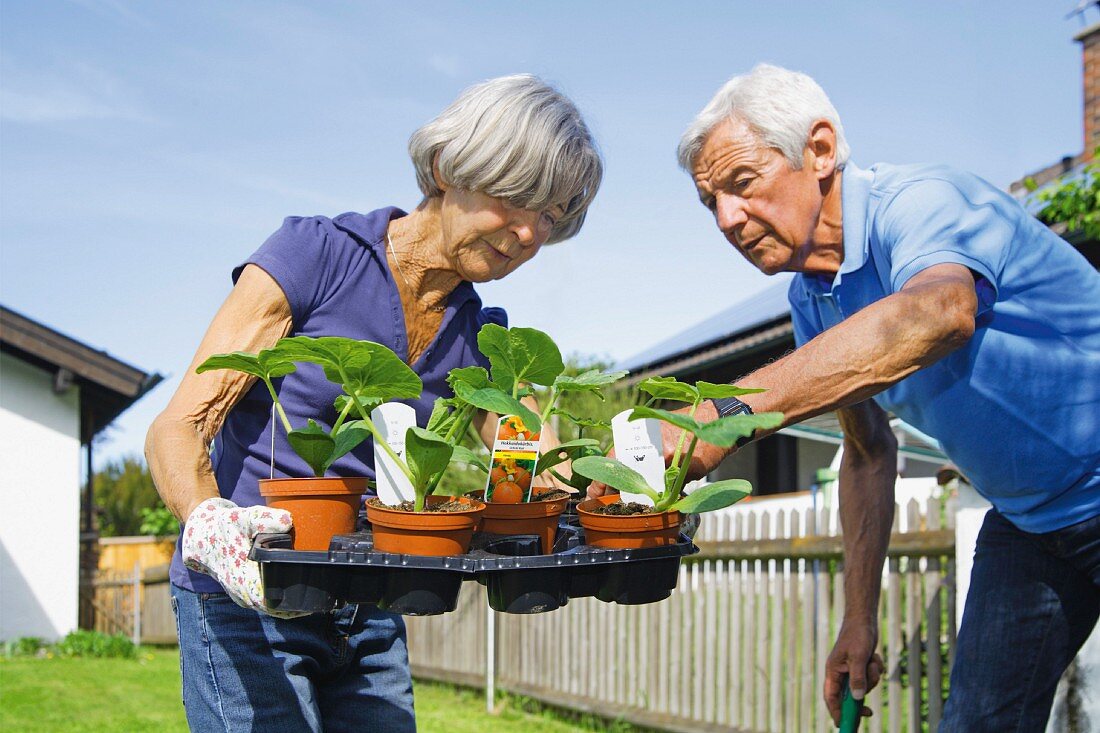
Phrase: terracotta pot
[
  {"left": 576, "top": 494, "right": 681, "bottom": 549},
  {"left": 259, "top": 477, "right": 368, "bottom": 551},
  {"left": 366, "top": 495, "right": 485, "bottom": 557},
  {"left": 475, "top": 491, "right": 569, "bottom": 554}
]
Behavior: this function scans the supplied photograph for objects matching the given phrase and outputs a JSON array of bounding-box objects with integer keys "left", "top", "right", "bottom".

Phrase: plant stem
[
  {"left": 331, "top": 397, "right": 355, "bottom": 433},
  {"left": 443, "top": 404, "right": 475, "bottom": 444},
  {"left": 424, "top": 405, "right": 478, "bottom": 497},
  {"left": 539, "top": 388, "right": 558, "bottom": 426},
  {"left": 667, "top": 400, "right": 701, "bottom": 491},
  {"left": 665, "top": 435, "right": 699, "bottom": 510},
  {"left": 261, "top": 377, "right": 293, "bottom": 433}
]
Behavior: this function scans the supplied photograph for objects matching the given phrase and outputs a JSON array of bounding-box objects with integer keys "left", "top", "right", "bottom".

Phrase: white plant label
[
  {"left": 371, "top": 402, "right": 416, "bottom": 505},
  {"left": 611, "top": 409, "right": 665, "bottom": 506}
]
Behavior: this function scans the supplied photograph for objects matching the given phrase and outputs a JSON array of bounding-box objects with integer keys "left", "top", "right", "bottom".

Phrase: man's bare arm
[
  {"left": 823, "top": 399, "right": 895, "bottom": 722},
  {"left": 690, "top": 263, "right": 977, "bottom": 470}
]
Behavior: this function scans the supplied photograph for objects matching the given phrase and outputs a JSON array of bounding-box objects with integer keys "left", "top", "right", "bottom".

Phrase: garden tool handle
[{"left": 839, "top": 673, "right": 862, "bottom": 732}]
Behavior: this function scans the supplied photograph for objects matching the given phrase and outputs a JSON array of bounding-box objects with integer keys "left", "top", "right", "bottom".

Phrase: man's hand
[
  {"left": 824, "top": 620, "right": 885, "bottom": 725},
  {"left": 182, "top": 498, "right": 309, "bottom": 619},
  {"left": 586, "top": 401, "right": 728, "bottom": 499}
]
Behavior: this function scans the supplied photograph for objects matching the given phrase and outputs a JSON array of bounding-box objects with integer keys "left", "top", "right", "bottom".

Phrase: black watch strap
[
  {"left": 710, "top": 396, "right": 753, "bottom": 418},
  {"left": 709, "top": 396, "right": 756, "bottom": 448}
]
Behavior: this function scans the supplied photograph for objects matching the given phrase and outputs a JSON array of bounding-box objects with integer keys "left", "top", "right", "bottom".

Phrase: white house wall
[{"left": 0, "top": 352, "right": 81, "bottom": 641}]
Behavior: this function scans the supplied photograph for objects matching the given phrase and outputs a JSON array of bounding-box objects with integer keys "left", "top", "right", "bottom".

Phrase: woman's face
[{"left": 437, "top": 186, "right": 564, "bottom": 282}]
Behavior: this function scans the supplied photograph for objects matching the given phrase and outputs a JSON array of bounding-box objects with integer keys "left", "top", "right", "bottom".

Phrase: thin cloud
[
  {"left": 427, "top": 54, "right": 464, "bottom": 78},
  {"left": 0, "top": 62, "right": 151, "bottom": 123},
  {"left": 65, "top": 0, "right": 154, "bottom": 28}
]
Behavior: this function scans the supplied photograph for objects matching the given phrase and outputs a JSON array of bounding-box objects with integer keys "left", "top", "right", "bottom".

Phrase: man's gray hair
[
  {"left": 409, "top": 74, "right": 602, "bottom": 243},
  {"left": 677, "top": 64, "right": 850, "bottom": 172}
]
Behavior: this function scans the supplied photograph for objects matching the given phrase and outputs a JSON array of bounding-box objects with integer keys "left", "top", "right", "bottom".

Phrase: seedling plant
[
  {"left": 197, "top": 326, "right": 628, "bottom": 513},
  {"left": 572, "top": 377, "right": 785, "bottom": 514},
  {"left": 443, "top": 324, "right": 627, "bottom": 502}
]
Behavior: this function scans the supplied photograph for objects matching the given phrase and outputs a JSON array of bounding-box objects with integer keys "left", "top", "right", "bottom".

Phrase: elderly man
[{"left": 673, "top": 64, "right": 1100, "bottom": 731}]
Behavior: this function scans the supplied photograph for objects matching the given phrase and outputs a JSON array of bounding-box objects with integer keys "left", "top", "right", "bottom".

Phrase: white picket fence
[{"left": 407, "top": 494, "right": 956, "bottom": 733}]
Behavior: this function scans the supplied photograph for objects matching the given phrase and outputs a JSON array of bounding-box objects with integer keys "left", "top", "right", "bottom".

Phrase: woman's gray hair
[
  {"left": 677, "top": 63, "right": 850, "bottom": 172},
  {"left": 409, "top": 74, "right": 602, "bottom": 243}
]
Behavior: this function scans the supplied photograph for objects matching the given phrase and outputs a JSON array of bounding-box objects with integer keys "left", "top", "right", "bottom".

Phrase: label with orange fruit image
[{"left": 484, "top": 415, "right": 541, "bottom": 503}]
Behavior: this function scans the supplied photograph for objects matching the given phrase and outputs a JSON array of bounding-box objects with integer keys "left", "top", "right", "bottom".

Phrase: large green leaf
[
  {"left": 327, "top": 421, "right": 370, "bottom": 469},
  {"left": 342, "top": 344, "right": 422, "bottom": 401},
  {"left": 695, "top": 412, "right": 784, "bottom": 446},
  {"left": 629, "top": 406, "right": 784, "bottom": 448},
  {"left": 426, "top": 397, "right": 457, "bottom": 433},
  {"left": 695, "top": 381, "right": 767, "bottom": 399},
  {"left": 571, "top": 456, "right": 661, "bottom": 503},
  {"left": 277, "top": 336, "right": 422, "bottom": 402},
  {"left": 196, "top": 349, "right": 297, "bottom": 381},
  {"left": 637, "top": 376, "right": 699, "bottom": 404},
  {"left": 273, "top": 336, "right": 371, "bottom": 383},
  {"left": 552, "top": 369, "right": 628, "bottom": 399},
  {"left": 629, "top": 406, "right": 700, "bottom": 434},
  {"left": 549, "top": 408, "right": 610, "bottom": 431},
  {"left": 476, "top": 323, "right": 564, "bottom": 392},
  {"left": 404, "top": 427, "right": 454, "bottom": 492},
  {"left": 286, "top": 419, "right": 336, "bottom": 477},
  {"left": 451, "top": 381, "right": 542, "bottom": 434},
  {"left": 449, "top": 445, "right": 489, "bottom": 473},
  {"left": 447, "top": 366, "right": 492, "bottom": 391},
  {"left": 197, "top": 352, "right": 263, "bottom": 378},
  {"left": 534, "top": 438, "right": 602, "bottom": 476},
  {"left": 333, "top": 394, "right": 382, "bottom": 419},
  {"left": 671, "top": 479, "right": 752, "bottom": 513}
]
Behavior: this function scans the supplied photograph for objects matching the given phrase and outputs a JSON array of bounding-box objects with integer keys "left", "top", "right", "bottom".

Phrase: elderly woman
[{"left": 146, "top": 74, "right": 601, "bottom": 732}]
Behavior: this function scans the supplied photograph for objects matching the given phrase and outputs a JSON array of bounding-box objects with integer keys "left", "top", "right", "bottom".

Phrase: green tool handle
[{"left": 839, "top": 674, "right": 862, "bottom": 732}]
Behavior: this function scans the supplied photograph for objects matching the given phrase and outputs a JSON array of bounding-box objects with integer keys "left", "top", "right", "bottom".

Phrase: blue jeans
[
  {"left": 941, "top": 509, "right": 1100, "bottom": 732},
  {"left": 170, "top": 586, "right": 416, "bottom": 732}
]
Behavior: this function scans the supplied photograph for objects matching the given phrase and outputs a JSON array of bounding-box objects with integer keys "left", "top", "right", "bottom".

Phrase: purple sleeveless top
[{"left": 171, "top": 207, "right": 507, "bottom": 592}]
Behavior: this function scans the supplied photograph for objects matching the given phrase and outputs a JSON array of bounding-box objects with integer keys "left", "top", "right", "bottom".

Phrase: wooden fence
[
  {"left": 408, "top": 496, "right": 955, "bottom": 733},
  {"left": 83, "top": 563, "right": 176, "bottom": 645}
]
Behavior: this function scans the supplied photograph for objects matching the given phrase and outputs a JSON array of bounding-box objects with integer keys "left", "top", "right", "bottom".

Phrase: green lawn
[{"left": 0, "top": 649, "right": 640, "bottom": 732}]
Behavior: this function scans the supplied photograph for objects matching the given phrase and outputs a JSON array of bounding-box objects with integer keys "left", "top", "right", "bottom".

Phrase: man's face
[{"left": 691, "top": 117, "right": 825, "bottom": 274}]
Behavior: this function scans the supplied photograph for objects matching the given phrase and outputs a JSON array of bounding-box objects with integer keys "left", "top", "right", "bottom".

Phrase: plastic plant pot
[
  {"left": 576, "top": 494, "right": 682, "bottom": 549},
  {"left": 366, "top": 494, "right": 485, "bottom": 556},
  {"left": 378, "top": 568, "right": 466, "bottom": 615},
  {"left": 252, "top": 533, "right": 348, "bottom": 613},
  {"left": 479, "top": 535, "right": 570, "bottom": 613},
  {"left": 472, "top": 490, "right": 569, "bottom": 554},
  {"left": 259, "top": 477, "right": 368, "bottom": 551}
]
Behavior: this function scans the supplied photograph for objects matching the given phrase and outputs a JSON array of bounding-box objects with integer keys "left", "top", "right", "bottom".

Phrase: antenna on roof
[{"left": 1068, "top": 0, "right": 1100, "bottom": 24}]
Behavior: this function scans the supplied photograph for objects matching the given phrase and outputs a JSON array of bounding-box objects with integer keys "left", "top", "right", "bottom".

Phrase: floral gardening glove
[{"left": 182, "top": 498, "right": 309, "bottom": 619}]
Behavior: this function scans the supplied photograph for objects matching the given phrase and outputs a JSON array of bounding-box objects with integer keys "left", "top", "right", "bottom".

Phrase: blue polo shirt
[
  {"left": 171, "top": 207, "right": 507, "bottom": 592},
  {"left": 789, "top": 163, "right": 1100, "bottom": 533}
]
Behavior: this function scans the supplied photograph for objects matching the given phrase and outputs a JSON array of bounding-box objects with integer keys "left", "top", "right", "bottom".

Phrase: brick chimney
[{"left": 1075, "top": 21, "right": 1100, "bottom": 159}]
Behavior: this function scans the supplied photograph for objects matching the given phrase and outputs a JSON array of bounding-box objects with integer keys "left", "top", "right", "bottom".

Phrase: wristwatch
[{"left": 709, "top": 396, "right": 756, "bottom": 449}]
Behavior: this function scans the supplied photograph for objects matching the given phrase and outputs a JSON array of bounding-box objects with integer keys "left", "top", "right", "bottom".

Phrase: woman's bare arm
[{"left": 145, "top": 265, "right": 293, "bottom": 521}]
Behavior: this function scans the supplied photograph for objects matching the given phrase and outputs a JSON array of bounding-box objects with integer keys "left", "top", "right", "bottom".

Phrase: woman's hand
[{"left": 182, "top": 498, "right": 309, "bottom": 619}]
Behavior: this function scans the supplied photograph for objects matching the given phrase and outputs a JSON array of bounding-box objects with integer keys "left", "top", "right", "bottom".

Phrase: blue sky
[{"left": 0, "top": 1, "right": 1089, "bottom": 465}]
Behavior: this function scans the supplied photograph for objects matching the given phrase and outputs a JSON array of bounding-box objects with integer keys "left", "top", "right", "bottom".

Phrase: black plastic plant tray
[{"left": 250, "top": 520, "right": 698, "bottom": 617}]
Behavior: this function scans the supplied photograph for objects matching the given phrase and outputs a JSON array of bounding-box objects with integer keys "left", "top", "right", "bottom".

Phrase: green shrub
[
  {"left": 53, "top": 630, "right": 137, "bottom": 659},
  {"left": 2, "top": 636, "right": 48, "bottom": 657},
  {"left": 138, "top": 505, "right": 180, "bottom": 536}
]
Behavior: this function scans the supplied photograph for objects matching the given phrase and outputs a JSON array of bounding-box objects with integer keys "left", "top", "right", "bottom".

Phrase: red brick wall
[{"left": 1077, "top": 22, "right": 1100, "bottom": 160}]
